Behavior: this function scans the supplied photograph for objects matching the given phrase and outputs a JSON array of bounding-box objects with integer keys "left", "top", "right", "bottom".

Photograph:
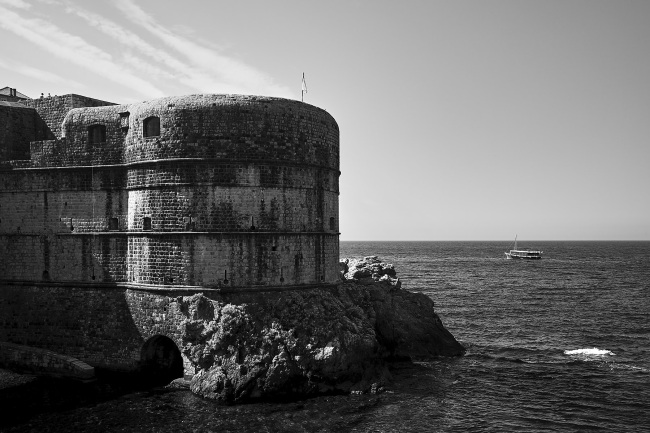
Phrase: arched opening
[{"left": 140, "top": 335, "right": 183, "bottom": 385}]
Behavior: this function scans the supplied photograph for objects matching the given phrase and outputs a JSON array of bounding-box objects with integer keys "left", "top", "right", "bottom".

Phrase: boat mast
[{"left": 514, "top": 235, "right": 517, "bottom": 250}]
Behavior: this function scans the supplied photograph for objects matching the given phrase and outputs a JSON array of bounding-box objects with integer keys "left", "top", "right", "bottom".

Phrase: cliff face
[{"left": 182, "top": 275, "right": 464, "bottom": 403}]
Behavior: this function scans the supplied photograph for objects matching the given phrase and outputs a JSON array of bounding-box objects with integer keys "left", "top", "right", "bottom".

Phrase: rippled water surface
[{"left": 4, "top": 241, "right": 650, "bottom": 432}]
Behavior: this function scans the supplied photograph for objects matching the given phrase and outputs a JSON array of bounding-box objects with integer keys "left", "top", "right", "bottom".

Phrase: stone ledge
[
  {"left": 3, "top": 157, "right": 341, "bottom": 175},
  {"left": 0, "top": 280, "right": 338, "bottom": 293},
  {"left": 0, "top": 231, "right": 341, "bottom": 237},
  {"left": 0, "top": 342, "right": 95, "bottom": 381}
]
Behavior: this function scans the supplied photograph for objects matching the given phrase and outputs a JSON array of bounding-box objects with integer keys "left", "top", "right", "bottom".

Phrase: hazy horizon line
[{"left": 339, "top": 239, "right": 650, "bottom": 242}]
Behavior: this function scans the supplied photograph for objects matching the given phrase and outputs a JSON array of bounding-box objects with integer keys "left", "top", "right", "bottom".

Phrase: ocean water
[{"left": 3, "top": 241, "right": 649, "bottom": 432}]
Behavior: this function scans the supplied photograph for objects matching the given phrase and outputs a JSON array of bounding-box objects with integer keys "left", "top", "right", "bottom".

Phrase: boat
[{"left": 505, "top": 235, "right": 543, "bottom": 260}]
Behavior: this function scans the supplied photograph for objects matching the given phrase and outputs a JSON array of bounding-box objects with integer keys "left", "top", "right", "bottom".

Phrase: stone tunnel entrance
[{"left": 140, "top": 335, "right": 184, "bottom": 385}]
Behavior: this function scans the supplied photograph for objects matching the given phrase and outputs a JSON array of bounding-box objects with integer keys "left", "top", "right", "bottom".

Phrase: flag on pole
[{"left": 301, "top": 73, "right": 307, "bottom": 101}]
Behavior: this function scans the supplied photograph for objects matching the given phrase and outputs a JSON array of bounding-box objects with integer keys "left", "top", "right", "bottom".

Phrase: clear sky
[{"left": 1, "top": 0, "right": 648, "bottom": 241}]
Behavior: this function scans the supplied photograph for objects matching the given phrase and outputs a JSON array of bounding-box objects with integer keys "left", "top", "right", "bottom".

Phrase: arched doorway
[{"left": 140, "top": 335, "right": 184, "bottom": 385}]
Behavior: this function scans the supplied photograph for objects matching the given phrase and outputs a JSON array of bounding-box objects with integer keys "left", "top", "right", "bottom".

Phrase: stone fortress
[{"left": 0, "top": 86, "right": 340, "bottom": 379}]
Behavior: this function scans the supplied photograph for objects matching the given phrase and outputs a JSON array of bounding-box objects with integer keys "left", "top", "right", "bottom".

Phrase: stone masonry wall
[
  {"left": 0, "top": 102, "right": 42, "bottom": 162},
  {"left": 23, "top": 94, "right": 115, "bottom": 140},
  {"left": 1, "top": 94, "right": 340, "bottom": 289},
  {"left": 0, "top": 93, "right": 340, "bottom": 375},
  {"left": 121, "top": 95, "right": 339, "bottom": 168},
  {"left": 0, "top": 285, "right": 189, "bottom": 372},
  {"left": 125, "top": 233, "right": 339, "bottom": 286}
]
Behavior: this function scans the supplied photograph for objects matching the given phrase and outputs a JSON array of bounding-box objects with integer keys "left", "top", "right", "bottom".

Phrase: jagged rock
[
  {"left": 341, "top": 256, "right": 401, "bottom": 288},
  {"left": 183, "top": 288, "right": 384, "bottom": 403},
  {"left": 179, "top": 263, "right": 464, "bottom": 403}
]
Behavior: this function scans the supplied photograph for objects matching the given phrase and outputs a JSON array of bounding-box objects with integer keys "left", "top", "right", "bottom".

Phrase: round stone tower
[{"left": 61, "top": 94, "right": 340, "bottom": 289}]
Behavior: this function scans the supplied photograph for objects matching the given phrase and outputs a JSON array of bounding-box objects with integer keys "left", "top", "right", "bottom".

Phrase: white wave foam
[{"left": 564, "top": 348, "right": 615, "bottom": 356}]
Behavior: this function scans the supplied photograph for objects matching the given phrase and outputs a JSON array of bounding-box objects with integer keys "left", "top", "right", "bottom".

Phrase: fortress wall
[
  {"left": 0, "top": 230, "right": 336, "bottom": 286},
  {"left": 0, "top": 234, "right": 128, "bottom": 283},
  {"left": 91, "top": 236, "right": 129, "bottom": 282},
  {"left": 0, "top": 235, "right": 44, "bottom": 280},
  {"left": 25, "top": 95, "right": 68, "bottom": 139},
  {"left": 30, "top": 139, "right": 62, "bottom": 166},
  {"left": 1, "top": 95, "right": 115, "bottom": 166},
  {"left": 30, "top": 105, "right": 126, "bottom": 167},
  {"left": 0, "top": 190, "right": 48, "bottom": 234},
  {"left": 0, "top": 165, "right": 91, "bottom": 191},
  {"left": 0, "top": 285, "right": 150, "bottom": 371},
  {"left": 0, "top": 166, "right": 129, "bottom": 282},
  {"left": 118, "top": 95, "right": 340, "bottom": 286},
  {"left": 126, "top": 186, "right": 338, "bottom": 232},
  {"left": 0, "top": 285, "right": 215, "bottom": 374},
  {"left": 0, "top": 183, "right": 128, "bottom": 235},
  {"left": 0, "top": 93, "right": 341, "bottom": 376},
  {"left": 30, "top": 138, "right": 125, "bottom": 167},
  {"left": 0, "top": 166, "right": 128, "bottom": 233},
  {"left": 125, "top": 162, "right": 338, "bottom": 196},
  {"left": 0, "top": 165, "right": 126, "bottom": 192},
  {"left": 1, "top": 94, "right": 340, "bottom": 289},
  {"left": 125, "top": 233, "right": 338, "bottom": 287},
  {"left": 0, "top": 190, "right": 93, "bottom": 234},
  {"left": 122, "top": 95, "right": 339, "bottom": 169},
  {"left": 0, "top": 103, "right": 38, "bottom": 162},
  {"left": 0, "top": 162, "right": 337, "bottom": 286},
  {"left": 24, "top": 94, "right": 115, "bottom": 140},
  {"left": 56, "top": 105, "right": 126, "bottom": 166}
]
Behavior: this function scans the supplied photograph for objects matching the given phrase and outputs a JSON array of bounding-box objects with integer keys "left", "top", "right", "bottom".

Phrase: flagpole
[{"left": 301, "top": 73, "right": 304, "bottom": 102}]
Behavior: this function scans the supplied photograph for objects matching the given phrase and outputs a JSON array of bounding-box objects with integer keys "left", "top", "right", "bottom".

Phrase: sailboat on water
[{"left": 505, "top": 235, "right": 543, "bottom": 260}]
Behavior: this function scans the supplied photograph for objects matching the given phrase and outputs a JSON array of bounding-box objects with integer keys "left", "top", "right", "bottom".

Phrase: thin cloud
[
  {"left": 0, "top": 58, "right": 81, "bottom": 88},
  {"left": 0, "top": 0, "right": 31, "bottom": 9},
  {"left": 120, "top": 52, "right": 175, "bottom": 80},
  {"left": 62, "top": 3, "right": 231, "bottom": 93},
  {"left": 113, "top": 0, "right": 291, "bottom": 96},
  {"left": 0, "top": 5, "right": 165, "bottom": 98},
  {"left": 1, "top": 0, "right": 292, "bottom": 99},
  {"left": 63, "top": 5, "right": 181, "bottom": 73}
]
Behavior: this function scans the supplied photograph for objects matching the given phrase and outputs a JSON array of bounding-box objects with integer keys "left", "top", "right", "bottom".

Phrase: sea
[{"left": 2, "top": 241, "right": 649, "bottom": 432}]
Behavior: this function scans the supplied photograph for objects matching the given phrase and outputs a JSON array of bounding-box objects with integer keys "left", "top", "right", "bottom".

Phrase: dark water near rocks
[{"left": 3, "top": 241, "right": 649, "bottom": 432}]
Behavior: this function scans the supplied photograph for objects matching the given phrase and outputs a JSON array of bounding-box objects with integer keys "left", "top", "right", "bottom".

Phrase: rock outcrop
[
  {"left": 340, "top": 256, "right": 401, "bottom": 288},
  {"left": 182, "top": 258, "right": 464, "bottom": 403}
]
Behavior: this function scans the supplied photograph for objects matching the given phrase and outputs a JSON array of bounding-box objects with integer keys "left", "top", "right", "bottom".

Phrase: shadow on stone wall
[{"left": 0, "top": 285, "right": 158, "bottom": 373}]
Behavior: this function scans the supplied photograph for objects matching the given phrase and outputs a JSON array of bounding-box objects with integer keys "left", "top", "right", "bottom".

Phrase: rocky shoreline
[
  {"left": 186, "top": 257, "right": 464, "bottom": 403},
  {"left": 0, "top": 257, "right": 464, "bottom": 406}
]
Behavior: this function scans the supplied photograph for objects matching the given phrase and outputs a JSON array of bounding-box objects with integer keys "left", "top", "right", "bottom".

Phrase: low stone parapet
[{"left": 0, "top": 342, "right": 95, "bottom": 381}]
